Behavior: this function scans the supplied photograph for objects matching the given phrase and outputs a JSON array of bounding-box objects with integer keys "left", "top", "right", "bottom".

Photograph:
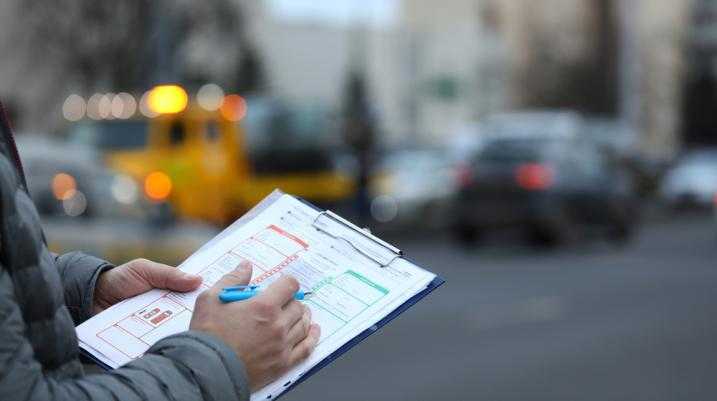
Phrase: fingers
[
  {"left": 281, "top": 300, "right": 305, "bottom": 329},
  {"left": 211, "top": 261, "right": 253, "bottom": 293},
  {"left": 286, "top": 305, "right": 311, "bottom": 346},
  {"left": 135, "top": 259, "right": 202, "bottom": 292},
  {"left": 288, "top": 324, "right": 320, "bottom": 366},
  {"left": 255, "top": 275, "right": 300, "bottom": 307}
]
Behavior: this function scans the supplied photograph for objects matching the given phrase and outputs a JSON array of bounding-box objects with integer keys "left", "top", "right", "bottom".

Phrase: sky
[{"left": 267, "top": 0, "right": 398, "bottom": 27}]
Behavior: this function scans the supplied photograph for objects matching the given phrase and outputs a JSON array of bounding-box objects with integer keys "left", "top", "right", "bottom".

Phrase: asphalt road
[{"left": 287, "top": 215, "right": 717, "bottom": 401}]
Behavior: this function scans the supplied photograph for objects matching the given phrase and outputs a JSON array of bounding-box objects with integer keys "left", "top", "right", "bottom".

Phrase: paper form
[{"left": 76, "top": 193, "right": 435, "bottom": 400}]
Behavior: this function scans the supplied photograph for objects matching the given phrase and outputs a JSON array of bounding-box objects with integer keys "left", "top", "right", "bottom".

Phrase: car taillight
[
  {"left": 515, "top": 163, "right": 554, "bottom": 191},
  {"left": 455, "top": 164, "right": 473, "bottom": 188}
]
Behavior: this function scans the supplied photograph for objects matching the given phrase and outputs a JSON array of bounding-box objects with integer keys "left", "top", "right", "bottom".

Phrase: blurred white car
[
  {"left": 18, "top": 135, "right": 176, "bottom": 221},
  {"left": 16, "top": 135, "right": 218, "bottom": 265},
  {"left": 369, "top": 148, "right": 457, "bottom": 227},
  {"left": 661, "top": 148, "right": 717, "bottom": 209},
  {"left": 17, "top": 135, "right": 110, "bottom": 218}
]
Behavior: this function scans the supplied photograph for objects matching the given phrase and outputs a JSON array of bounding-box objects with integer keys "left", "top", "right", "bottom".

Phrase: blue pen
[{"left": 218, "top": 285, "right": 313, "bottom": 303}]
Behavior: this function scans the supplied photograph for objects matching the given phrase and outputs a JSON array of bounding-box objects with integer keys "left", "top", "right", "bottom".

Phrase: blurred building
[
  {"left": 251, "top": 3, "right": 405, "bottom": 142},
  {"left": 188, "top": 0, "right": 698, "bottom": 157},
  {"left": 253, "top": 0, "right": 508, "bottom": 145},
  {"left": 626, "top": 0, "right": 691, "bottom": 159},
  {"left": 398, "top": 0, "right": 509, "bottom": 143},
  {"left": 490, "top": 0, "right": 691, "bottom": 159},
  {"left": 0, "top": 0, "right": 698, "bottom": 159},
  {"left": 682, "top": 0, "right": 717, "bottom": 149}
]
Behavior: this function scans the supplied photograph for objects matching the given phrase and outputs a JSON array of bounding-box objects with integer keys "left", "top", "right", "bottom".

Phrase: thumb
[
  {"left": 211, "top": 260, "right": 253, "bottom": 292},
  {"left": 139, "top": 261, "right": 202, "bottom": 292}
]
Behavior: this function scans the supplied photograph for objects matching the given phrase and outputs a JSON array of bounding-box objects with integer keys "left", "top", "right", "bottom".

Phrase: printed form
[{"left": 76, "top": 192, "right": 436, "bottom": 400}]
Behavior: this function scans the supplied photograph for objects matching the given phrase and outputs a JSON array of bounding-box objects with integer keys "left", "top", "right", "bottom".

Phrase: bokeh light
[
  {"left": 119, "top": 92, "right": 137, "bottom": 119},
  {"left": 144, "top": 171, "right": 172, "bottom": 201},
  {"left": 220, "top": 94, "right": 248, "bottom": 121},
  {"left": 51, "top": 173, "right": 77, "bottom": 201},
  {"left": 111, "top": 174, "right": 139, "bottom": 205},
  {"left": 370, "top": 195, "right": 399, "bottom": 223},
  {"left": 197, "top": 83, "right": 225, "bottom": 111},
  {"left": 111, "top": 92, "right": 137, "bottom": 119},
  {"left": 86, "top": 94, "right": 103, "bottom": 120},
  {"left": 139, "top": 91, "right": 159, "bottom": 118},
  {"left": 147, "top": 85, "right": 188, "bottom": 114},
  {"left": 98, "top": 93, "right": 113, "bottom": 119},
  {"left": 62, "top": 190, "right": 87, "bottom": 217},
  {"left": 110, "top": 94, "right": 123, "bottom": 119},
  {"left": 62, "top": 94, "right": 86, "bottom": 121}
]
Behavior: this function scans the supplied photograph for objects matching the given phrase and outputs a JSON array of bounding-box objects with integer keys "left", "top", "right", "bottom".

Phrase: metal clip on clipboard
[{"left": 311, "top": 210, "right": 403, "bottom": 267}]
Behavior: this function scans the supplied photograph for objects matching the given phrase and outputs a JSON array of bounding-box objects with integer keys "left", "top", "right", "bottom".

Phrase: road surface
[{"left": 287, "top": 215, "right": 717, "bottom": 401}]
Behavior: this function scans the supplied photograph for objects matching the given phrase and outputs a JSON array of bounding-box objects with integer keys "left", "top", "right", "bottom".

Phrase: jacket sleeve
[
  {"left": 54, "top": 251, "right": 113, "bottom": 324},
  {"left": 0, "top": 262, "right": 251, "bottom": 401}
]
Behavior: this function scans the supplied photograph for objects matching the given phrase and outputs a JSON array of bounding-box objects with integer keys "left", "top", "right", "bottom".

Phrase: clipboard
[
  {"left": 278, "top": 275, "right": 444, "bottom": 399},
  {"left": 81, "top": 190, "right": 444, "bottom": 399},
  {"left": 273, "top": 192, "right": 445, "bottom": 399}
]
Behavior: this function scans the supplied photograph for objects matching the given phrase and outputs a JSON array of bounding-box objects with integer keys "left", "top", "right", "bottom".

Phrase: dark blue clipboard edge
[
  {"left": 275, "top": 274, "right": 444, "bottom": 400},
  {"left": 80, "top": 191, "right": 446, "bottom": 399},
  {"left": 80, "top": 275, "right": 446, "bottom": 394},
  {"left": 79, "top": 348, "right": 112, "bottom": 370},
  {"left": 271, "top": 196, "right": 445, "bottom": 399}
]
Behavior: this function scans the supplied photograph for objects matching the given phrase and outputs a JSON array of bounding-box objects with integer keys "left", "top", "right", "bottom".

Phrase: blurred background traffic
[{"left": 1, "top": 1, "right": 717, "bottom": 400}]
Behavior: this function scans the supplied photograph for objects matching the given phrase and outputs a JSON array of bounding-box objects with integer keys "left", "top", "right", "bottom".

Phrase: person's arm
[
  {"left": 54, "top": 251, "right": 113, "bottom": 325},
  {"left": 0, "top": 261, "right": 250, "bottom": 401}
]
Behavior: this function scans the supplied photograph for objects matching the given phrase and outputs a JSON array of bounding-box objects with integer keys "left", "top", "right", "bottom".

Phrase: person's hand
[
  {"left": 93, "top": 258, "right": 202, "bottom": 315},
  {"left": 190, "top": 261, "right": 321, "bottom": 391}
]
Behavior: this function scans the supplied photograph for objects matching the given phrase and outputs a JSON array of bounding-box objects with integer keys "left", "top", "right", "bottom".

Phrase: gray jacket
[{"left": 0, "top": 102, "right": 250, "bottom": 401}]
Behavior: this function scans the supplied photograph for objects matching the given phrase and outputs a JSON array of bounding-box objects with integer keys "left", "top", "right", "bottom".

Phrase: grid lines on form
[
  {"left": 92, "top": 223, "right": 310, "bottom": 363},
  {"left": 306, "top": 270, "right": 389, "bottom": 343},
  {"left": 96, "top": 293, "right": 189, "bottom": 360},
  {"left": 232, "top": 224, "right": 308, "bottom": 285}
]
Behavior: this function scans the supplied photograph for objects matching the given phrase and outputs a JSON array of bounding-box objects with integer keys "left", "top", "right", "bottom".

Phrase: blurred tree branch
[
  {"left": 9, "top": 0, "right": 263, "bottom": 93},
  {"left": 18, "top": 0, "right": 151, "bottom": 91}
]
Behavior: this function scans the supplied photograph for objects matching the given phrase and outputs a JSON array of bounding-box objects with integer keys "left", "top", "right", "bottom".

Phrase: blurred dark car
[
  {"left": 452, "top": 135, "right": 637, "bottom": 246},
  {"left": 660, "top": 148, "right": 717, "bottom": 210}
]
